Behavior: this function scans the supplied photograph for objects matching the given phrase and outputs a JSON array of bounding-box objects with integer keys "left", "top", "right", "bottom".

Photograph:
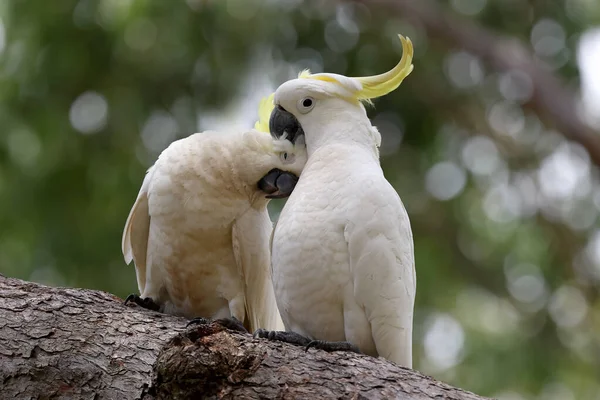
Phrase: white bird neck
[{"left": 303, "top": 111, "right": 381, "bottom": 161}]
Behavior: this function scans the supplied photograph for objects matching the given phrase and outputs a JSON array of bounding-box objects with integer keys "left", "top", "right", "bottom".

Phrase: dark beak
[
  {"left": 269, "top": 106, "right": 304, "bottom": 144},
  {"left": 257, "top": 168, "right": 299, "bottom": 199}
]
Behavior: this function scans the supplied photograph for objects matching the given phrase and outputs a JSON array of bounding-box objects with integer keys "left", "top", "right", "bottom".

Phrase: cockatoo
[
  {"left": 121, "top": 95, "right": 306, "bottom": 333},
  {"left": 255, "top": 35, "right": 416, "bottom": 367}
]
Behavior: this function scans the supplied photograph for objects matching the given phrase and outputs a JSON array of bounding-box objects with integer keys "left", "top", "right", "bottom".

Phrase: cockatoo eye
[
  {"left": 280, "top": 152, "right": 294, "bottom": 164},
  {"left": 297, "top": 97, "right": 315, "bottom": 114}
]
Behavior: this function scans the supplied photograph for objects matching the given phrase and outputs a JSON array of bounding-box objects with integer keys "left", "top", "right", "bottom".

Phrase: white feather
[{"left": 122, "top": 166, "right": 155, "bottom": 292}]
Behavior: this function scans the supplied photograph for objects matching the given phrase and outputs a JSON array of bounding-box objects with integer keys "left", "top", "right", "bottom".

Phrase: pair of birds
[{"left": 121, "top": 35, "right": 416, "bottom": 368}]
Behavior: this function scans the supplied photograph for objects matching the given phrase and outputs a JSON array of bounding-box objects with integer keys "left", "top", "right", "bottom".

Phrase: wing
[
  {"left": 346, "top": 184, "right": 416, "bottom": 368},
  {"left": 121, "top": 165, "right": 155, "bottom": 293},
  {"left": 232, "top": 207, "right": 285, "bottom": 332}
]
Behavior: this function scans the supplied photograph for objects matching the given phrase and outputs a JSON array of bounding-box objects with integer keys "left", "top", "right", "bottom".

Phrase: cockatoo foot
[
  {"left": 257, "top": 169, "right": 299, "bottom": 199},
  {"left": 124, "top": 294, "right": 160, "bottom": 312},
  {"left": 252, "top": 329, "right": 312, "bottom": 346},
  {"left": 213, "top": 316, "right": 248, "bottom": 333},
  {"left": 186, "top": 317, "right": 211, "bottom": 327},
  {"left": 305, "top": 340, "right": 360, "bottom": 354},
  {"left": 187, "top": 316, "right": 248, "bottom": 333}
]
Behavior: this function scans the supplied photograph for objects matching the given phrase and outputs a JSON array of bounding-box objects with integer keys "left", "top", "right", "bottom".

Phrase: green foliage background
[{"left": 1, "top": 1, "right": 599, "bottom": 398}]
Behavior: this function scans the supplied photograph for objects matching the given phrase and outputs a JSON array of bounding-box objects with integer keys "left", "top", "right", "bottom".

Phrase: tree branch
[
  {"left": 357, "top": 0, "right": 600, "bottom": 167},
  {"left": 0, "top": 275, "right": 489, "bottom": 399}
]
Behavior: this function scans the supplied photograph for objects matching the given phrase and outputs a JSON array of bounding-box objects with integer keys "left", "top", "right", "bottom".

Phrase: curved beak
[
  {"left": 257, "top": 168, "right": 299, "bottom": 199},
  {"left": 269, "top": 106, "right": 304, "bottom": 144}
]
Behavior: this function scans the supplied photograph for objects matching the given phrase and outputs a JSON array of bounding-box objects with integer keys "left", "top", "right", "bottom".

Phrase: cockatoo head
[
  {"left": 269, "top": 35, "right": 414, "bottom": 155},
  {"left": 246, "top": 94, "right": 307, "bottom": 199}
]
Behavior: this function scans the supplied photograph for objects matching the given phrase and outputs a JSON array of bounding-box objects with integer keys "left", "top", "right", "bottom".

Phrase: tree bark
[{"left": 0, "top": 275, "right": 489, "bottom": 400}]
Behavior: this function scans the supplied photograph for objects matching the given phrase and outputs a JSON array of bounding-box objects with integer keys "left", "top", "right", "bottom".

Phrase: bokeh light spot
[
  {"left": 487, "top": 101, "right": 525, "bottom": 138},
  {"left": 483, "top": 183, "right": 521, "bottom": 223},
  {"left": 69, "top": 91, "right": 109, "bottom": 134},
  {"left": 0, "top": 17, "right": 5, "bottom": 55},
  {"left": 531, "top": 19, "right": 566, "bottom": 58},
  {"left": 141, "top": 111, "right": 178, "bottom": 154},
  {"left": 498, "top": 70, "right": 533, "bottom": 103},
  {"left": 548, "top": 285, "right": 588, "bottom": 328},
  {"left": 538, "top": 142, "right": 590, "bottom": 201},
  {"left": 425, "top": 161, "right": 467, "bottom": 201},
  {"left": 504, "top": 263, "right": 548, "bottom": 307},
  {"left": 7, "top": 128, "right": 42, "bottom": 169},
  {"left": 461, "top": 136, "right": 500, "bottom": 176},
  {"left": 444, "top": 51, "right": 484, "bottom": 89},
  {"left": 424, "top": 313, "right": 465, "bottom": 371}
]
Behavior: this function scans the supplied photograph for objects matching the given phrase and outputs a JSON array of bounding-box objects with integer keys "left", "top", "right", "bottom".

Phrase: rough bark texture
[
  {"left": 0, "top": 274, "right": 186, "bottom": 399},
  {"left": 0, "top": 275, "right": 490, "bottom": 400}
]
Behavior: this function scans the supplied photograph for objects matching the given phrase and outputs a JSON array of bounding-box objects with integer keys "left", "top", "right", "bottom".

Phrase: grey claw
[
  {"left": 305, "top": 340, "right": 360, "bottom": 354},
  {"left": 253, "top": 328, "right": 269, "bottom": 339},
  {"left": 186, "top": 317, "right": 211, "bottom": 328}
]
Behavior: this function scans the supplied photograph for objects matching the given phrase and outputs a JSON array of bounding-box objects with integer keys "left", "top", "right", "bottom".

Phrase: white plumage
[
  {"left": 271, "top": 139, "right": 416, "bottom": 366},
  {"left": 268, "top": 35, "right": 416, "bottom": 367},
  {"left": 122, "top": 128, "right": 306, "bottom": 332}
]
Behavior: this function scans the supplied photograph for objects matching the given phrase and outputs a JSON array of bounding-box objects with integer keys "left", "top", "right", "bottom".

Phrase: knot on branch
[{"left": 152, "top": 324, "right": 265, "bottom": 399}]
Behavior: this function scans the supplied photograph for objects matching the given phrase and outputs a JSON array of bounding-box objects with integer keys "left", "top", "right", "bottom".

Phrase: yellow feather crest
[
  {"left": 355, "top": 35, "right": 414, "bottom": 101},
  {"left": 299, "top": 34, "right": 414, "bottom": 104},
  {"left": 254, "top": 93, "right": 275, "bottom": 133},
  {"left": 298, "top": 69, "right": 311, "bottom": 79}
]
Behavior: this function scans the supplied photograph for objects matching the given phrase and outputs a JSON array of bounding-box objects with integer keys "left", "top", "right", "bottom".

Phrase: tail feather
[{"left": 232, "top": 208, "right": 284, "bottom": 332}]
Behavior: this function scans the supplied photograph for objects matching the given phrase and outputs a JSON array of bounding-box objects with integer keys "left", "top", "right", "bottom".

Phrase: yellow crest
[
  {"left": 254, "top": 93, "right": 275, "bottom": 133},
  {"left": 299, "top": 34, "right": 414, "bottom": 104}
]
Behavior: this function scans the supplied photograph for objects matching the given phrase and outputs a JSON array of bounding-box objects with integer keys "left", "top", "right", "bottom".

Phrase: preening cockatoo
[
  {"left": 121, "top": 95, "right": 306, "bottom": 332},
  {"left": 255, "top": 35, "right": 416, "bottom": 367}
]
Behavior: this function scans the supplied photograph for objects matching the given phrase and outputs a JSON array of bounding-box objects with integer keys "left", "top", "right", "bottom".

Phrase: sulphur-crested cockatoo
[
  {"left": 121, "top": 95, "right": 306, "bottom": 332},
  {"left": 255, "top": 35, "right": 416, "bottom": 367}
]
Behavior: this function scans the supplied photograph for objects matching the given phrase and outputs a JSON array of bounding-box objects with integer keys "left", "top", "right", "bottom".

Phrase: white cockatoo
[
  {"left": 255, "top": 35, "right": 416, "bottom": 367},
  {"left": 121, "top": 95, "right": 306, "bottom": 332}
]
